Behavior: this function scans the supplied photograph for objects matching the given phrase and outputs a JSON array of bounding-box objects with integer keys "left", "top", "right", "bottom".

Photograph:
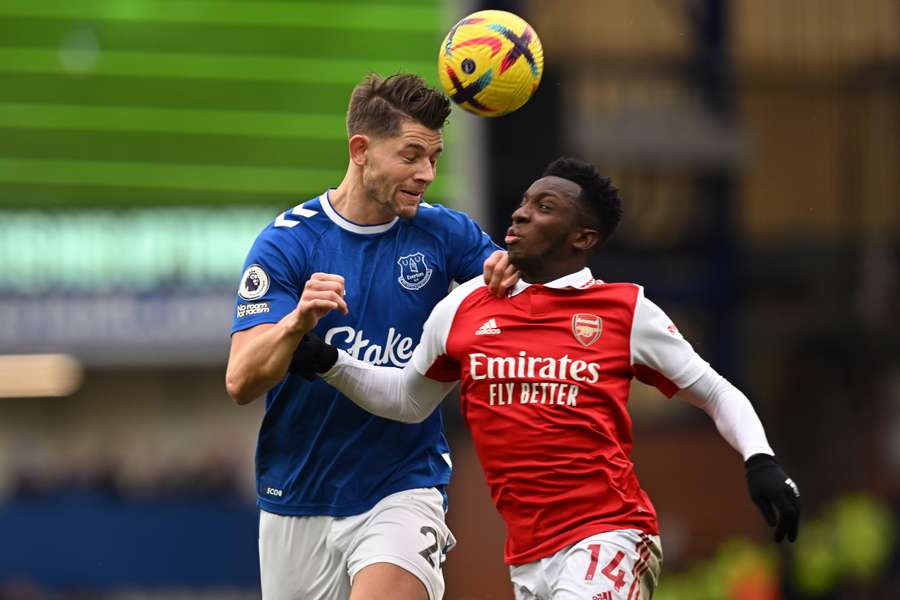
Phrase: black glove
[
  {"left": 288, "top": 332, "right": 338, "bottom": 381},
  {"left": 745, "top": 453, "right": 800, "bottom": 542}
]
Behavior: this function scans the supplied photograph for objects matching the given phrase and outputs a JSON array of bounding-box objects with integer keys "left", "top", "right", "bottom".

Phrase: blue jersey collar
[{"left": 320, "top": 191, "right": 399, "bottom": 234}]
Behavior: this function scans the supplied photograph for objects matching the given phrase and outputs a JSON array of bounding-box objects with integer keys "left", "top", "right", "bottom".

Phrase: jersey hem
[
  {"left": 256, "top": 479, "right": 451, "bottom": 518},
  {"left": 505, "top": 520, "right": 660, "bottom": 566}
]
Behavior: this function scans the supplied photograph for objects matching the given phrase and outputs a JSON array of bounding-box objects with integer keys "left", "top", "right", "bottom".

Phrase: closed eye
[
  {"left": 520, "top": 193, "right": 557, "bottom": 210},
  {"left": 520, "top": 199, "right": 554, "bottom": 210}
]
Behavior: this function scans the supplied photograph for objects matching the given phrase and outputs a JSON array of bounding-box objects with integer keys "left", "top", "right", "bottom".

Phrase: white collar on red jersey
[{"left": 508, "top": 267, "right": 597, "bottom": 297}]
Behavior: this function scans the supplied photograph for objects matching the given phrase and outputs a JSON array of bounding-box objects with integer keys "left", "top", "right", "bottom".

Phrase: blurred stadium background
[{"left": 0, "top": 0, "right": 898, "bottom": 598}]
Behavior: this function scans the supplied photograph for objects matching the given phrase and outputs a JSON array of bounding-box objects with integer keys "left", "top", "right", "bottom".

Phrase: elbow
[
  {"left": 396, "top": 394, "right": 439, "bottom": 424},
  {"left": 225, "top": 372, "right": 256, "bottom": 405},
  {"left": 367, "top": 407, "right": 427, "bottom": 424}
]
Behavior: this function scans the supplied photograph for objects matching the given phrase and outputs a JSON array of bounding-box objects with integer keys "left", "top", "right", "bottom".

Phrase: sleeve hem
[{"left": 230, "top": 317, "right": 283, "bottom": 336}]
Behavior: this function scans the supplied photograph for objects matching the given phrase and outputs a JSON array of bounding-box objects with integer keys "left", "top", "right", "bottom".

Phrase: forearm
[
  {"left": 226, "top": 314, "right": 305, "bottom": 403},
  {"left": 322, "top": 351, "right": 454, "bottom": 423},
  {"left": 677, "top": 366, "right": 774, "bottom": 461}
]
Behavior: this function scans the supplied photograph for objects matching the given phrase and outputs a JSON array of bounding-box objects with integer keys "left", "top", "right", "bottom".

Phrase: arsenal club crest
[{"left": 572, "top": 313, "right": 602, "bottom": 346}]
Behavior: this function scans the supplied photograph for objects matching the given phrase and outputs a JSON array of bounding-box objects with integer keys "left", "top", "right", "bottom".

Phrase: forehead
[
  {"left": 391, "top": 120, "right": 443, "bottom": 150},
  {"left": 525, "top": 176, "right": 583, "bottom": 202}
]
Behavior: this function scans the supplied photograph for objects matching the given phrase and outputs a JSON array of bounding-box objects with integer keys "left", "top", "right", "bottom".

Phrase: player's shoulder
[
  {"left": 431, "top": 275, "right": 489, "bottom": 315},
  {"left": 593, "top": 282, "right": 676, "bottom": 326},
  {"left": 244, "top": 196, "right": 330, "bottom": 269},
  {"left": 584, "top": 280, "right": 644, "bottom": 306},
  {"left": 257, "top": 194, "right": 331, "bottom": 242},
  {"left": 410, "top": 201, "right": 478, "bottom": 234},
  {"left": 449, "top": 275, "right": 489, "bottom": 300},
  {"left": 592, "top": 280, "right": 643, "bottom": 293}
]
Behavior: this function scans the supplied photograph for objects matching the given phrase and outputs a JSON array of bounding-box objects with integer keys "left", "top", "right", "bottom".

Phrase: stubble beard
[{"left": 362, "top": 167, "right": 418, "bottom": 220}]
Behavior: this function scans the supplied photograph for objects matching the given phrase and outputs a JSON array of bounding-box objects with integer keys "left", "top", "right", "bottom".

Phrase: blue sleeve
[
  {"left": 445, "top": 209, "right": 502, "bottom": 283},
  {"left": 230, "top": 226, "right": 307, "bottom": 334}
]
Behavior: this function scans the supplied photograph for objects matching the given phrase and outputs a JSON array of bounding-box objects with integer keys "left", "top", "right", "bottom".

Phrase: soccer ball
[{"left": 437, "top": 10, "right": 544, "bottom": 117}]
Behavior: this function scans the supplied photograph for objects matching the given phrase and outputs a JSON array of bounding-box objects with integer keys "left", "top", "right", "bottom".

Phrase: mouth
[
  {"left": 504, "top": 227, "right": 521, "bottom": 246},
  {"left": 398, "top": 189, "right": 424, "bottom": 204}
]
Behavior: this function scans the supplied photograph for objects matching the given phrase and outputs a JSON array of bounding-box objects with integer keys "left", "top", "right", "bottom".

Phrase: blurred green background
[
  {"left": 0, "top": 0, "right": 459, "bottom": 295},
  {"left": 0, "top": 0, "right": 449, "bottom": 206}
]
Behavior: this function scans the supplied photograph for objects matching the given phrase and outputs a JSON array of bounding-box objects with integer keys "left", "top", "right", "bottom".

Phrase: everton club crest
[
  {"left": 397, "top": 252, "right": 433, "bottom": 291},
  {"left": 572, "top": 313, "right": 602, "bottom": 346}
]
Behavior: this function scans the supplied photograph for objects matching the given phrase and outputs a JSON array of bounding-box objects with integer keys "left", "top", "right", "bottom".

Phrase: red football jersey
[{"left": 411, "top": 269, "right": 708, "bottom": 565}]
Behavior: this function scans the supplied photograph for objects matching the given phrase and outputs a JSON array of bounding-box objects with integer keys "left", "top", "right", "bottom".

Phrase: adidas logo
[{"left": 475, "top": 318, "right": 501, "bottom": 335}]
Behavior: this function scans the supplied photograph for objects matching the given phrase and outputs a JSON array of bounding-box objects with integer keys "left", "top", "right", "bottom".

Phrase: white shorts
[
  {"left": 259, "top": 487, "right": 455, "bottom": 600},
  {"left": 509, "top": 529, "right": 663, "bottom": 600}
]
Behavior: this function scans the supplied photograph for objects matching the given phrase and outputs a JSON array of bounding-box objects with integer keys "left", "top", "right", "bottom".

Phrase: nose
[
  {"left": 511, "top": 203, "right": 530, "bottom": 224},
  {"left": 413, "top": 158, "right": 436, "bottom": 184}
]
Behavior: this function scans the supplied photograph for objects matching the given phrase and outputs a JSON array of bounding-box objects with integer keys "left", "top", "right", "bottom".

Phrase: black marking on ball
[{"left": 461, "top": 58, "right": 476, "bottom": 74}]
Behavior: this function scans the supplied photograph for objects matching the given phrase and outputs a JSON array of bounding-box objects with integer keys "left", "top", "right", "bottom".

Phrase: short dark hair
[
  {"left": 346, "top": 73, "right": 451, "bottom": 138},
  {"left": 542, "top": 157, "right": 622, "bottom": 243}
]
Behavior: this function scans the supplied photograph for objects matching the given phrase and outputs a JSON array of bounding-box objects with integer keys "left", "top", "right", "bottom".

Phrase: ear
[
  {"left": 349, "top": 134, "right": 369, "bottom": 166},
  {"left": 571, "top": 227, "right": 600, "bottom": 252}
]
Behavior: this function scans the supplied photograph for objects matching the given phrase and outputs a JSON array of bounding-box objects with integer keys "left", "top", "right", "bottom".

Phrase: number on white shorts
[
  {"left": 418, "top": 526, "right": 445, "bottom": 569},
  {"left": 585, "top": 543, "right": 627, "bottom": 592}
]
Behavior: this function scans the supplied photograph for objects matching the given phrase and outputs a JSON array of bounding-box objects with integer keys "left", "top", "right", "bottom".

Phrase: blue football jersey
[{"left": 231, "top": 191, "right": 500, "bottom": 516}]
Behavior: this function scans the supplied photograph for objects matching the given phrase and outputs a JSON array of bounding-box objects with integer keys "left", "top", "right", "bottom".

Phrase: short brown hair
[{"left": 346, "top": 73, "right": 451, "bottom": 138}]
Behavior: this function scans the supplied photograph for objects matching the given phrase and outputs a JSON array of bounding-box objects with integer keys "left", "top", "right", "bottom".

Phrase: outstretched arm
[
  {"left": 291, "top": 274, "right": 475, "bottom": 420},
  {"left": 290, "top": 334, "right": 455, "bottom": 423},
  {"left": 677, "top": 367, "right": 773, "bottom": 460},
  {"left": 630, "top": 290, "right": 801, "bottom": 543},
  {"left": 323, "top": 351, "right": 456, "bottom": 423},
  {"left": 678, "top": 367, "right": 801, "bottom": 542}
]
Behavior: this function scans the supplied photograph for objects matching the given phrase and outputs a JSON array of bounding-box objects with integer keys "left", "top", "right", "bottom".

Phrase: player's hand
[
  {"left": 290, "top": 273, "right": 348, "bottom": 334},
  {"left": 483, "top": 250, "right": 519, "bottom": 297},
  {"left": 745, "top": 453, "right": 800, "bottom": 542},
  {"left": 289, "top": 332, "right": 339, "bottom": 380}
]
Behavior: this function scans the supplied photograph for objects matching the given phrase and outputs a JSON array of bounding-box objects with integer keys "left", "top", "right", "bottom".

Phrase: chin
[
  {"left": 506, "top": 248, "right": 526, "bottom": 263},
  {"left": 396, "top": 204, "right": 419, "bottom": 219},
  {"left": 509, "top": 250, "right": 540, "bottom": 273}
]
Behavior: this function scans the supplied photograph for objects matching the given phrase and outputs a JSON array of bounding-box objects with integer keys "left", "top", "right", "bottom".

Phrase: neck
[
  {"left": 328, "top": 164, "right": 395, "bottom": 225},
  {"left": 516, "top": 259, "right": 587, "bottom": 285}
]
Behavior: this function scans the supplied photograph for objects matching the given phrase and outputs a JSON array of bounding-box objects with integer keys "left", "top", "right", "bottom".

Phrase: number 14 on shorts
[{"left": 585, "top": 543, "right": 627, "bottom": 592}]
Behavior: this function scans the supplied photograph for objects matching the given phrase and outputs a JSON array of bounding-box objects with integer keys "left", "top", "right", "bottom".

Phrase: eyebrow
[
  {"left": 523, "top": 190, "right": 560, "bottom": 201},
  {"left": 402, "top": 142, "right": 443, "bottom": 154}
]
